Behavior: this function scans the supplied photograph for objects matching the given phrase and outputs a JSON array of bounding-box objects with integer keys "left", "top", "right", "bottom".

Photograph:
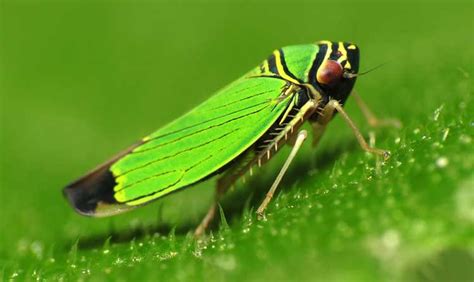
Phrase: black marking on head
[{"left": 309, "top": 41, "right": 360, "bottom": 105}]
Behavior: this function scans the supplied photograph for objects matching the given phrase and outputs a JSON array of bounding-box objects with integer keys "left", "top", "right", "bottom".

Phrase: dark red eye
[{"left": 316, "top": 60, "right": 343, "bottom": 86}]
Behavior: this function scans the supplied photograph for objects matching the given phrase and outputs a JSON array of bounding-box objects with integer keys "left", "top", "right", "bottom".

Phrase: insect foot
[
  {"left": 256, "top": 210, "right": 267, "bottom": 221},
  {"left": 367, "top": 147, "right": 391, "bottom": 161}
]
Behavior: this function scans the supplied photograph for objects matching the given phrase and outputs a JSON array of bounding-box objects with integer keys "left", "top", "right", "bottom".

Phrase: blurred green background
[{"left": 1, "top": 0, "right": 473, "bottom": 281}]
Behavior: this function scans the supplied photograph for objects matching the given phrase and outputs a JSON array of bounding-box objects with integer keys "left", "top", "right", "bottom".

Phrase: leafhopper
[{"left": 64, "top": 41, "right": 399, "bottom": 235}]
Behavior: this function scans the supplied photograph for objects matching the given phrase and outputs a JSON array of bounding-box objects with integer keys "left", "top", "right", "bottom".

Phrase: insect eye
[{"left": 316, "top": 60, "right": 343, "bottom": 86}]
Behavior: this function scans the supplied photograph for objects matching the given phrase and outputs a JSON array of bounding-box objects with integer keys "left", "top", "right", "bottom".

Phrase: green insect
[{"left": 64, "top": 40, "right": 398, "bottom": 236}]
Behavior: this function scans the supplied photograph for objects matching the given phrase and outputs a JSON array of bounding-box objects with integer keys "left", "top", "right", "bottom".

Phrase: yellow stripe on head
[
  {"left": 317, "top": 40, "right": 332, "bottom": 46},
  {"left": 337, "top": 42, "right": 351, "bottom": 69},
  {"left": 318, "top": 40, "right": 332, "bottom": 62},
  {"left": 316, "top": 41, "right": 333, "bottom": 82},
  {"left": 263, "top": 60, "right": 269, "bottom": 73}
]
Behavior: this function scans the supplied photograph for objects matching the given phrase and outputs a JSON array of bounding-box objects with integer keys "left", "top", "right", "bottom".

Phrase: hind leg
[{"left": 194, "top": 177, "right": 232, "bottom": 237}]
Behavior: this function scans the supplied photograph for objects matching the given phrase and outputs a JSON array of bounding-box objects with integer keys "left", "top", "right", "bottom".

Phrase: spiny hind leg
[
  {"left": 194, "top": 150, "right": 259, "bottom": 236},
  {"left": 327, "top": 100, "right": 390, "bottom": 159},
  {"left": 256, "top": 130, "right": 308, "bottom": 218},
  {"left": 194, "top": 202, "right": 217, "bottom": 237},
  {"left": 194, "top": 179, "right": 230, "bottom": 237},
  {"left": 352, "top": 91, "right": 402, "bottom": 128}
]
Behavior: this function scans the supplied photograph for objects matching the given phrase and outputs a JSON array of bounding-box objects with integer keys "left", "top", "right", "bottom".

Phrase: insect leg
[
  {"left": 194, "top": 178, "right": 231, "bottom": 237},
  {"left": 256, "top": 129, "right": 308, "bottom": 218},
  {"left": 194, "top": 200, "right": 216, "bottom": 237},
  {"left": 328, "top": 100, "right": 390, "bottom": 160},
  {"left": 352, "top": 91, "right": 402, "bottom": 128},
  {"left": 194, "top": 190, "right": 219, "bottom": 237}
]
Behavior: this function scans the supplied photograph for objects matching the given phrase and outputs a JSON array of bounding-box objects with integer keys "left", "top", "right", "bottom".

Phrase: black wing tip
[
  {"left": 63, "top": 168, "right": 119, "bottom": 217},
  {"left": 63, "top": 184, "right": 98, "bottom": 216}
]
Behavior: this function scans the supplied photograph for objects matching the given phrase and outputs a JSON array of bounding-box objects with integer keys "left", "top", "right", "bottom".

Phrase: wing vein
[
  {"left": 208, "top": 89, "right": 277, "bottom": 110},
  {"left": 145, "top": 97, "right": 273, "bottom": 142},
  {"left": 133, "top": 102, "right": 271, "bottom": 154},
  {"left": 117, "top": 128, "right": 242, "bottom": 177},
  {"left": 122, "top": 147, "right": 228, "bottom": 203}
]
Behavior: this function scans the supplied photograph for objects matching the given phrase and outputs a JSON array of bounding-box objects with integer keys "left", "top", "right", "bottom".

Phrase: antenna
[{"left": 343, "top": 62, "right": 388, "bottom": 79}]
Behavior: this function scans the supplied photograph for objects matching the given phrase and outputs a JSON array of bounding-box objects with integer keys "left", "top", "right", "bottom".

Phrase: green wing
[{"left": 64, "top": 76, "right": 292, "bottom": 216}]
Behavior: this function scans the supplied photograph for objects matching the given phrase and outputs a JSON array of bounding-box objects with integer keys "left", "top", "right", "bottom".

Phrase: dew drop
[
  {"left": 459, "top": 134, "right": 472, "bottom": 144},
  {"left": 433, "top": 104, "right": 444, "bottom": 121},
  {"left": 381, "top": 229, "right": 400, "bottom": 251},
  {"left": 436, "top": 157, "right": 449, "bottom": 168}
]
